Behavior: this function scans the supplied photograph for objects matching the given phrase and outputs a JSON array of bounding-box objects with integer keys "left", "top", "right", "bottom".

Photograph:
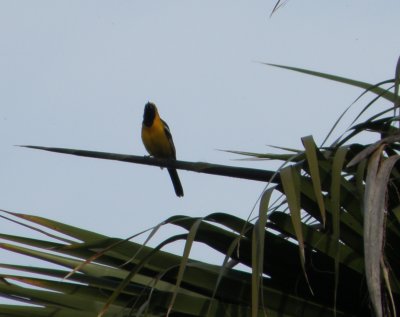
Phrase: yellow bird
[{"left": 141, "top": 102, "right": 184, "bottom": 197}]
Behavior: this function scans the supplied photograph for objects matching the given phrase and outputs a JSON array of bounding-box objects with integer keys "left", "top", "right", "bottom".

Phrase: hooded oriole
[{"left": 141, "top": 102, "right": 184, "bottom": 197}]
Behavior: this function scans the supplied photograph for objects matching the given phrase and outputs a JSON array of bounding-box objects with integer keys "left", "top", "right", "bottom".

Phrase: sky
[{"left": 0, "top": 0, "right": 399, "bottom": 300}]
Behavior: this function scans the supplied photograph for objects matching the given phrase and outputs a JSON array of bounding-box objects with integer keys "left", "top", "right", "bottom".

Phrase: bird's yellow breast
[{"left": 141, "top": 118, "right": 174, "bottom": 158}]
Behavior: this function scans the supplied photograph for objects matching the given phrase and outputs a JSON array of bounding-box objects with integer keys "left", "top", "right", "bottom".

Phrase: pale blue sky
[{"left": 0, "top": 1, "right": 399, "bottom": 292}]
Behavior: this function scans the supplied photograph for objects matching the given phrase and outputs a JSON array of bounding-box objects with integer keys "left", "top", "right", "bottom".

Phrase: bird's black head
[{"left": 143, "top": 102, "right": 157, "bottom": 127}]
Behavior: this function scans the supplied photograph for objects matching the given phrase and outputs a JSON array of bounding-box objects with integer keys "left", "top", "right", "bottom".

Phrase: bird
[{"left": 141, "top": 102, "right": 184, "bottom": 197}]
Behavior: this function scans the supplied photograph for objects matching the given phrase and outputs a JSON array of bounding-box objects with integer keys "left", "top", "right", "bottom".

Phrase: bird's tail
[{"left": 167, "top": 168, "right": 184, "bottom": 197}]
